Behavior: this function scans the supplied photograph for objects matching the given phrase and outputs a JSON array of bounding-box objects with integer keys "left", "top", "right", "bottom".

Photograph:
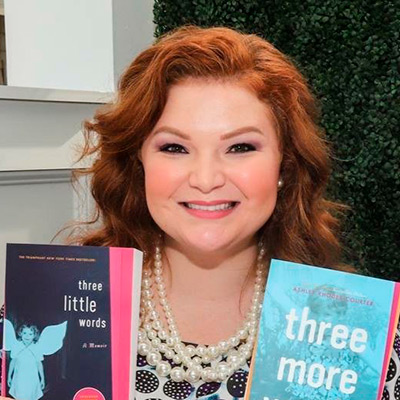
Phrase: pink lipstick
[{"left": 180, "top": 201, "right": 239, "bottom": 219}]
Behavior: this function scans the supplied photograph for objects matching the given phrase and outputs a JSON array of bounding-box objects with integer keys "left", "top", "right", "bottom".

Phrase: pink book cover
[
  {"left": 377, "top": 282, "right": 400, "bottom": 399},
  {"left": 1, "top": 305, "right": 6, "bottom": 396},
  {"left": 110, "top": 247, "right": 143, "bottom": 400}
]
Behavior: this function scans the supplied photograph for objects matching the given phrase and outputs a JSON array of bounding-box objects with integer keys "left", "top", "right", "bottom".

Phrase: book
[
  {"left": 245, "top": 259, "right": 400, "bottom": 400},
  {"left": 2, "top": 243, "right": 143, "bottom": 400}
]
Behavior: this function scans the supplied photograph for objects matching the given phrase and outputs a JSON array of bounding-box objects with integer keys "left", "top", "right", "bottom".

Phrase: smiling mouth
[{"left": 181, "top": 202, "right": 238, "bottom": 211}]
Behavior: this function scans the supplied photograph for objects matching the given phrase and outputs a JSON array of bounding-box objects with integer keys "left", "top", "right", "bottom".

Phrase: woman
[
  {"left": 2, "top": 26, "right": 396, "bottom": 400},
  {"left": 75, "top": 25, "right": 347, "bottom": 400},
  {"left": 77, "top": 26, "right": 398, "bottom": 399}
]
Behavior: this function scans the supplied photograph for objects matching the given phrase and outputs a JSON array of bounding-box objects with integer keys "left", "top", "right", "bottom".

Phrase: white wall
[
  {"left": 112, "top": 0, "right": 155, "bottom": 83},
  {"left": 0, "top": 0, "right": 155, "bottom": 304},
  {"left": 0, "top": 98, "right": 99, "bottom": 302},
  {"left": 0, "top": 179, "right": 75, "bottom": 301},
  {"left": 4, "top": 0, "right": 114, "bottom": 92},
  {"left": 0, "top": 99, "right": 98, "bottom": 171}
]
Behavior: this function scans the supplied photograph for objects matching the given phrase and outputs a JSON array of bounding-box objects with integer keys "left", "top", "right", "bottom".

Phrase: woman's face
[{"left": 140, "top": 79, "right": 282, "bottom": 255}]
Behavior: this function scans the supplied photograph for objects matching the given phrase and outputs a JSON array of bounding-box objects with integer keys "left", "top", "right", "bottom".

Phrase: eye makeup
[
  {"left": 159, "top": 143, "right": 188, "bottom": 153},
  {"left": 227, "top": 142, "right": 258, "bottom": 153}
]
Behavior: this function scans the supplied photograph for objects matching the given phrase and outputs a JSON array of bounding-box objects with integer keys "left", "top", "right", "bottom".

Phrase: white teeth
[{"left": 185, "top": 202, "right": 235, "bottom": 211}]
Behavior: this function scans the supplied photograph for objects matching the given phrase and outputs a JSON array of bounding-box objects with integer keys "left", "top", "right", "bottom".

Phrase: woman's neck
[
  {"left": 162, "top": 239, "right": 259, "bottom": 303},
  {"left": 152, "top": 239, "right": 261, "bottom": 344}
]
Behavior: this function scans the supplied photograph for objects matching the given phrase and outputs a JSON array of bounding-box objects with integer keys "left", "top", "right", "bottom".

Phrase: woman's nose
[{"left": 188, "top": 154, "right": 226, "bottom": 193}]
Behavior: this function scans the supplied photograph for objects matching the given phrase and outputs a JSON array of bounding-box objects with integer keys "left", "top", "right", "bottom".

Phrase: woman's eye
[
  {"left": 228, "top": 143, "right": 257, "bottom": 153},
  {"left": 159, "top": 143, "right": 188, "bottom": 154}
]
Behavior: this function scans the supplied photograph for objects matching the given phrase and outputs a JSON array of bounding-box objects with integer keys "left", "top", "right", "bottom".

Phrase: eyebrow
[{"left": 152, "top": 126, "right": 265, "bottom": 140}]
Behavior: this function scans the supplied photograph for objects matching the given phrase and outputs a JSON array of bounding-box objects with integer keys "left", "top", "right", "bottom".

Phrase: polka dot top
[
  {"left": 135, "top": 342, "right": 250, "bottom": 400},
  {"left": 135, "top": 326, "right": 400, "bottom": 400}
]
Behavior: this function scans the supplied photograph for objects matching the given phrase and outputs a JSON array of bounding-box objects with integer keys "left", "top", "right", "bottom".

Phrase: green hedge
[{"left": 153, "top": 0, "right": 400, "bottom": 279}]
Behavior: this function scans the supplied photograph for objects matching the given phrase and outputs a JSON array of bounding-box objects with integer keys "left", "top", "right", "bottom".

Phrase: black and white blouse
[
  {"left": 135, "top": 345, "right": 251, "bottom": 400},
  {"left": 134, "top": 324, "right": 400, "bottom": 399}
]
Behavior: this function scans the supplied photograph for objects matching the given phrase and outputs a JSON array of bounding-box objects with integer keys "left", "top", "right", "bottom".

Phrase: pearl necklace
[{"left": 137, "top": 245, "right": 266, "bottom": 384}]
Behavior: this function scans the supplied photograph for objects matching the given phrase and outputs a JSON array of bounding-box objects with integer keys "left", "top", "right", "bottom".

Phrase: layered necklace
[{"left": 137, "top": 244, "right": 267, "bottom": 383}]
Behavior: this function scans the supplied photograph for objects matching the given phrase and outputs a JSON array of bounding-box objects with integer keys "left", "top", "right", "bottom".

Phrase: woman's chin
[
  {"left": 165, "top": 229, "right": 253, "bottom": 256},
  {"left": 181, "top": 234, "right": 240, "bottom": 256}
]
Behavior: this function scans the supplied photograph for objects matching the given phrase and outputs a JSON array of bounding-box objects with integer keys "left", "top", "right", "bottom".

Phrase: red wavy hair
[{"left": 76, "top": 26, "right": 345, "bottom": 268}]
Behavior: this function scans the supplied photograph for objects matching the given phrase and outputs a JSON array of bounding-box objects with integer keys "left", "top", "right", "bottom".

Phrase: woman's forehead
[{"left": 151, "top": 79, "right": 276, "bottom": 138}]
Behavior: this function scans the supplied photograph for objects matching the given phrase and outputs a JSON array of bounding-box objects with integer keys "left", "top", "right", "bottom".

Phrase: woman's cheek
[
  {"left": 144, "top": 160, "right": 184, "bottom": 203},
  {"left": 234, "top": 160, "right": 279, "bottom": 200}
]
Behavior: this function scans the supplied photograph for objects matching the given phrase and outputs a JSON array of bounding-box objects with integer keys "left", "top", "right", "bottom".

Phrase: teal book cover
[{"left": 248, "top": 259, "right": 398, "bottom": 400}]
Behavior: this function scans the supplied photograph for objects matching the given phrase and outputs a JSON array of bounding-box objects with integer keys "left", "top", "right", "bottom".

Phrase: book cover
[
  {"left": 2, "top": 243, "right": 142, "bottom": 400},
  {"left": 246, "top": 259, "right": 400, "bottom": 400}
]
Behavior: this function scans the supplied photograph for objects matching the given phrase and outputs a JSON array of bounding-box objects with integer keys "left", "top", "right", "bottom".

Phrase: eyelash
[{"left": 159, "top": 143, "right": 257, "bottom": 154}]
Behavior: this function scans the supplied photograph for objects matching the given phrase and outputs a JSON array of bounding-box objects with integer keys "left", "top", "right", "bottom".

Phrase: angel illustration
[{"left": 4, "top": 319, "right": 67, "bottom": 400}]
